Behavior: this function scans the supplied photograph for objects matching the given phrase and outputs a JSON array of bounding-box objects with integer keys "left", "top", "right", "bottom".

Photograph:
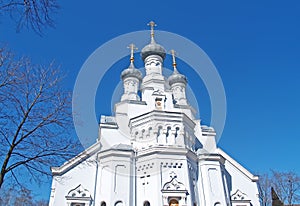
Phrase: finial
[
  {"left": 147, "top": 21, "right": 157, "bottom": 43},
  {"left": 127, "top": 43, "right": 138, "bottom": 64},
  {"left": 170, "top": 49, "right": 178, "bottom": 73}
]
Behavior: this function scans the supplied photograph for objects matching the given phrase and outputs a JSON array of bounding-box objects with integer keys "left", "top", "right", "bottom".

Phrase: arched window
[
  {"left": 169, "top": 199, "right": 179, "bottom": 206},
  {"left": 71, "top": 204, "right": 84, "bottom": 206},
  {"left": 115, "top": 200, "right": 123, "bottom": 206},
  {"left": 144, "top": 200, "right": 150, "bottom": 206},
  {"left": 101, "top": 201, "right": 106, "bottom": 206}
]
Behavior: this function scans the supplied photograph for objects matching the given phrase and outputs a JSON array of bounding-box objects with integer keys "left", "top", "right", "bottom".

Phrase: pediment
[
  {"left": 66, "top": 184, "right": 92, "bottom": 200},
  {"left": 152, "top": 89, "right": 165, "bottom": 96},
  {"left": 162, "top": 171, "right": 187, "bottom": 192},
  {"left": 231, "top": 189, "right": 249, "bottom": 201}
]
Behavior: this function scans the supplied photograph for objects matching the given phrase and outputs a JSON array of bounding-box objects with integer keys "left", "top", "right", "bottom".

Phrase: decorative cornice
[
  {"left": 129, "top": 110, "right": 196, "bottom": 130},
  {"left": 198, "top": 152, "right": 225, "bottom": 164},
  {"left": 97, "top": 145, "right": 134, "bottom": 159},
  {"left": 137, "top": 145, "right": 197, "bottom": 160}
]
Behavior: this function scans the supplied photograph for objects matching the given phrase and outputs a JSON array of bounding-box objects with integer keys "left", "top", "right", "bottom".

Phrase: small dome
[
  {"left": 121, "top": 63, "right": 142, "bottom": 81},
  {"left": 168, "top": 70, "right": 187, "bottom": 86},
  {"left": 141, "top": 41, "right": 166, "bottom": 61}
]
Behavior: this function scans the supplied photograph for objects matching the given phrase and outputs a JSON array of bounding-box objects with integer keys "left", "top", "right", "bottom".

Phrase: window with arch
[
  {"left": 169, "top": 199, "right": 179, "bottom": 206},
  {"left": 143, "top": 200, "right": 150, "bottom": 206},
  {"left": 115, "top": 200, "right": 123, "bottom": 206},
  {"left": 71, "top": 204, "right": 84, "bottom": 206},
  {"left": 100, "top": 201, "right": 106, "bottom": 206}
]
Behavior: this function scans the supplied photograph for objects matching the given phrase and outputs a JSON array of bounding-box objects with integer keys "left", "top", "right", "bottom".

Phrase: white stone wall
[
  {"left": 49, "top": 155, "right": 97, "bottom": 206},
  {"left": 222, "top": 152, "right": 260, "bottom": 206}
]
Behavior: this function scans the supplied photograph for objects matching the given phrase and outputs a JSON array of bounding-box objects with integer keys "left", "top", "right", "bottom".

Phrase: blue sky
[{"left": 2, "top": 0, "right": 300, "bottom": 201}]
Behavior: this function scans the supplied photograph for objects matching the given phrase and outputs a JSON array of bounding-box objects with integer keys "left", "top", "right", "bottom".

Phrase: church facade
[{"left": 49, "top": 22, "right": 260, "bottom": 206}]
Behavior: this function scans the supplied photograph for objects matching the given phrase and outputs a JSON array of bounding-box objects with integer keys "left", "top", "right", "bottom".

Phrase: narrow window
[{"left": 144, "top": 201, "right": 150, "bottom": 206}]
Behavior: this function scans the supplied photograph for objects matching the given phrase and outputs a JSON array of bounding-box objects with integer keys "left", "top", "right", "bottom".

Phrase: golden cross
[
  {"left": 147, "top": 21, "right": 157, "bottom": 37},
  {"left": 127, "top": 43, "right": 138, "bottom": 62},
  {"left": 170, "top": 49, "right": 177, "bottom": 68}
]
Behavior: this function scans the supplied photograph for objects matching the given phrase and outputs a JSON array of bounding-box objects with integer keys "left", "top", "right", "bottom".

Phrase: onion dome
[
  {"left": 121, "top": 62, "right": 142, "bottom": 81},
  {"left": 121, "top": 44, "right": 142, "bottom": 81},
  {"left": 168, "top": 50, "right": 187, "bottom": 85},
  {"left": 168, "top": 69, "right": 187, "bottom": 85},
  {"left": 141, "top": 41, "right": 166, "bottom": 61},
  {"left": 141, "top": 21, "right": 166, "bottom": 61}
]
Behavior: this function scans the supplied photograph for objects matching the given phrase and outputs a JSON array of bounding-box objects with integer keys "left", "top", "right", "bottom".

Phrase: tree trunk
[{"left": 0, "top": 144, "right": 14, "bottom": 188}]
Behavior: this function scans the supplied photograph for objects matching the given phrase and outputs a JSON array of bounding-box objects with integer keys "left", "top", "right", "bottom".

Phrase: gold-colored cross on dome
[
  {"left": 147, "top": 21, "right": 157, "bottom": 37},
  {"left": 127, "top": 43, "right": 138, "bottom": 62},
  {"left": 170, "top": 49, "right": 177, "bottom": 68}
]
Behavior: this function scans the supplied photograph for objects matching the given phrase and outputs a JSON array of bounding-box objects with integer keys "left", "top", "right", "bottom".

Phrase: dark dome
[
  {"left": 121, "top": 63, "right": 142, "bottom": 81},
  {"left": 141, "top": 41, "right": 166, "bottom": 61}
]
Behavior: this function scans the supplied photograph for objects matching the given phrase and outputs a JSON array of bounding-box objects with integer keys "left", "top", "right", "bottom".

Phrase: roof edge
[
  {"left": 51, "top": 142, "right": 101, "bottom": 176},
  {"left": 217, "top": 148, "right": 259, "bottom": 182}
]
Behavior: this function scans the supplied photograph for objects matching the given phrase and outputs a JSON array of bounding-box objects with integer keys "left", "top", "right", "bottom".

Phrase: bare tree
[
  {"left": 258, "top": 173, "right": 272, "bottom": 206},
  {"left": 0, "top": 0, "right": 58, "bottom": 35},
  {"left": 0, "top": 47, "right": 80, "bottom": 189},
  {"left": 0, "top": 185, "right": 48, "bottom": 205},
  {"left": 271, "top": 170, "right": 300, "bottom": 206},
  {"left": 259, "top": 170, "right": 300, "bottom": 206}
]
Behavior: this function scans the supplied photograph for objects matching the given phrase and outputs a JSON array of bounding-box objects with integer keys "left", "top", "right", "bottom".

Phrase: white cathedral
[{"left": 49, "top": 22, "right": 260, "bottom": 206}]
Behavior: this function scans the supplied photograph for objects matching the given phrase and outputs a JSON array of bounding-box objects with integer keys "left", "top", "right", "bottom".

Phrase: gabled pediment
[
  {"left": 162, "top": 171, "right": 187, "bottom": 192},
  {"left": 152, "top": 89, "right": 165, "bottom": 96},
  {"left": 65, "top": 184, "right": 92, "bottom": 206},
  {"left": 231, "top": 189, "right": 248, "bottom": 201},
  {"left": 66, "top": 184, "right": 92, "bottom": 199},
  {"left": 230, "top": 189, "right": 251, "bottom": 206}
]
